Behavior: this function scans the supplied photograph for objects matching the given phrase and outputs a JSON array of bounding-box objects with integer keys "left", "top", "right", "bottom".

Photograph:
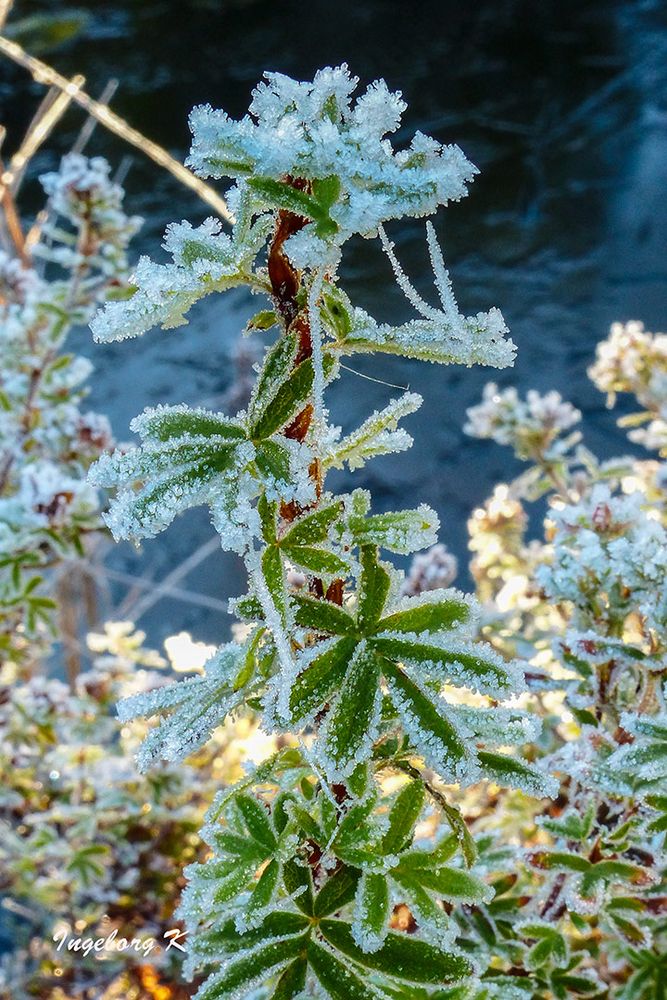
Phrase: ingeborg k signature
[{"left": 53, "top": 927, "right": 187, "bottom": 958}]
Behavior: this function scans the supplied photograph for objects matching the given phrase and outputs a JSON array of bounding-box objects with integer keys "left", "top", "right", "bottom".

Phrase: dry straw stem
[
  {"left": 0, "top": 0, "right": 12, "bottom": 31},
  {"left": 1, "top": 76, "right": 86, "bottom": 198},
  {"left": 0, "top": 33, "right": 233, "bottom": 222}
]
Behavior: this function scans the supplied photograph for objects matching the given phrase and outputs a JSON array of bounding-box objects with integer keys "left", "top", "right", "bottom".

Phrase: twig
[{"left": 0, "top": 34, "right": 233, "bottom": 222}]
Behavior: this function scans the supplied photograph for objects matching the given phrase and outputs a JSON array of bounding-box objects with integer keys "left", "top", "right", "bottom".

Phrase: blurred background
[{"left": 2, "top": 0, "right": 666, "bottom": 647}]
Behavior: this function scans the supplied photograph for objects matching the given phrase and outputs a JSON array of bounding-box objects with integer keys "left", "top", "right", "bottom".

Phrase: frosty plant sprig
[
  {"left": 91, "top": 67, "right": 555, "bottom": 998},
  {"left": 0, "top": 154, "right": 140, "bottom": 665}
]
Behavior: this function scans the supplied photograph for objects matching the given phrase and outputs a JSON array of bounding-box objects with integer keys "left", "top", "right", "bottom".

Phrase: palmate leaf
[
  {"left": 117, "top": 642, "right": 248, "bottom": 770},
  {"left": 91, "top": 386, "right": 326, "bottom": 546},
  {"left": 286, "top": 545, "right": 542, "bottom": 790},
  {"left": 90, "top": 432, "right": 251, "bottom": 541},
  {"left": 259, "top": 497, "right": 350, "bottom": 583}
]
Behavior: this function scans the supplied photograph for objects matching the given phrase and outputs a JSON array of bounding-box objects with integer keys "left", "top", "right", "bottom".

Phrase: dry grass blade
[
  {"left": 0, "top": 156, "right": 27, "bottom": 262},
  {"left": 0, "top": 0, "right": 13, "bottom": 32},
  {"left": 2, "top": 75, "right": 86, "bottom": 198},
  {"left": 0, "top": 33, "right": 233, "bottom": 222},
  {"left": 71, "top": 77, "right": 119, "bottom": 154}
]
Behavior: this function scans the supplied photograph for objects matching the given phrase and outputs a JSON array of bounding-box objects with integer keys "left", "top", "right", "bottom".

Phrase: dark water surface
[{"left": 2, "top": 0, "right": 666, "bottom": 645}]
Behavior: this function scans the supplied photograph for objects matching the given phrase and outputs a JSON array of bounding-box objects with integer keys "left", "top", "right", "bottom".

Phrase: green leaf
[
  {"left": 134, "top": 406, "right": 246, "bottom": 443},
  {"left": 307, "top": 939, "right": 379, "bottom": 999},
  {"left": 283, "top": 859, "right": 314, "bottom": 916},
  {"left": 213, "top": 864, "right": 258, "bottom": 904},
  {"left": 407, "top": 866, "right": 491, "bottom": 904},
  {"left": 378, "top": 596, "right": 470, "bottom": 636},
  {"left": 129, "top": 447, "right": 240, "bottom": 534},
  {"left": 249, "top": 333, "right": 298, "bottom": 422},
  {"left": 283, "top": 544, "right": 350, "bottom": 576},
  {"left": 246, "top": 309, "right": 278, "bottom": 332},
  {"left": 587, "top": 859, "right": 654, "bottom": 888},
  {"left": 247, "top": 177, "right": 338, "bottom": 237},
  {"left": 314, "top": 866, "right": 361, "bottom": 917},
  {"left": 196, "top": 912, "right": 309, "bottom": 956},
  {"left": 321, "top": 283, "right": 353, "bottom": 341},
  {"left": 194, "top": 934, "right": 307, "bottom": 1000},
  {"left": 370, "top": 637, "right": 513, "bottom": 697},
  {"left": 236, "top": 794, "right": 277, "bottom": 850},
  {"left": 312, "top": 175, "right": 341, "bottom": 210},
  {"left": 289, "top": 637, "right": 359, "bottom": 722},
  {"left": 251, "top": 350, "right": 337, "bottom": 440},
  {"left": 348, "top": 507, "right": 439, "bottom": 556},
  {"left": 282, "top": 502, "right": 343, "bottom": 546},
  {"left": 477, "top": 750, "right": 556, "bottom": 798},
  {"left": 247, "top": 858, "right": 280, "bottom": 916},
  {"left": 353, "top": 872, "right": 390, "bottom": 952},
  {"left": 208, "top": 829, "right": 265, "bottom": 861},
  {"left": 381, "top": 781, "right": 425, "bottom": 855},
  {"left": 383, "top": 660, "right": 470, "bottom": 784},
  {"left": 292, "top": 594, "right": 356, "bottom": 635},
  {"left": 357, "top": 546, "right": 390, "bottom": 634},
  {"left": 262, "top": 546, "right": 286, "bottom": 618},
  {"left": 271, "top": 956, "right": 308, "bottom": 999},
  {"left": 256, "top": 440, "right": 292, "bottom": 484},
  {"left": 258, "top": 494, "right": 278, "bottom": 543},
  {"left": 250, "top": 355, "right": 315, "bottom": 439},
  {"left": 319, "top": 919, "right": 472, "bottom": 984},
  {"left": 322, "top": 644, "right": 381, "bottom": 776},
  {"left": 390, "top": 872, "right": 452, "bottom": 940},
  {"left": 527, "top": 851, "right": 591, "bottom": 874},
  {"left": 437, "top": 802, "right": 478, "bottom": 869},
  {"left": 398, "top": 836, "right": 458, "bottom": 871}
]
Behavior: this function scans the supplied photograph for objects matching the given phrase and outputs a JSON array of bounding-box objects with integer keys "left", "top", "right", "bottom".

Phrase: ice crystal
[{"left": 188, "top": 65, "right": 476, "bottom": 240}]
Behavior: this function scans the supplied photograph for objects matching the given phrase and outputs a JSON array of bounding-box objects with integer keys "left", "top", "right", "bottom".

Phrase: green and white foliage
[
  {"left": 0, "top": 154, "right": 140, "bottom": 663},
  {"left": 90, "top": 67, "right": 556, "bottom": 998},
  {"left": 460, "top": 323, "right": 667, "bottom": 997}
]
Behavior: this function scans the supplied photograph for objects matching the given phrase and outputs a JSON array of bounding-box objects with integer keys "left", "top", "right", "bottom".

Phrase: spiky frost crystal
[{"left": 89, "top": 68, "right": 547, "bottom": 998}]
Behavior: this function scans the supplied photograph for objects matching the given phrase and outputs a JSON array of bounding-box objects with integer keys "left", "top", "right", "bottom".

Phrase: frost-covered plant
[
  {"left": 462, "top": 328, "right": 667, "bottom": 997},
  {"left": 0, "top": 622, "right": 269, "bottom": 1000},
  {"left": 590, "top": 321, "right": 667, "bottom": 456},
  {"left": 0, "top": 153, "right": 140, "bottom": 664},
  {"left": 90, "top": 67, "right": 558, "bottom": 997}
]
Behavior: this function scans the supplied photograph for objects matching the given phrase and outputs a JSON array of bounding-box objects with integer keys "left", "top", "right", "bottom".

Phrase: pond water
[{"left": 2, "top": 0, "right": 666, "bottom": 647}]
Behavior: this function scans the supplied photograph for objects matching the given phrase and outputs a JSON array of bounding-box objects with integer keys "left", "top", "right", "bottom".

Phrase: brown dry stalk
[{"left": 0, "top": 33, "right": 233, "bottom": 222}]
